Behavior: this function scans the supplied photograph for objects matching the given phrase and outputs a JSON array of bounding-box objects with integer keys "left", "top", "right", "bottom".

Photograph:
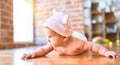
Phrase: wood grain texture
[{"left": 0, "top": 45, "right": 120, "bottom": 65}]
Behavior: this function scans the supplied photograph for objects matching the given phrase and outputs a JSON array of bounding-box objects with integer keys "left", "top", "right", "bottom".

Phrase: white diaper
[{"left": 72, "top": 31, "right": 87, "bottom": 41}]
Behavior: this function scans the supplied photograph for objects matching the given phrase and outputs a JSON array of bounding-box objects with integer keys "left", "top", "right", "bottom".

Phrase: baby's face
[{"left": 43, "top": 27, "right": 65, "bottom": 47}]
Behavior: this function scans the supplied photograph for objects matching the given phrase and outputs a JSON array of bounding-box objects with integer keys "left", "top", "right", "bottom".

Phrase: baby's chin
[{"left": 51, "top": 43, "right": 62, "bottom": 47}]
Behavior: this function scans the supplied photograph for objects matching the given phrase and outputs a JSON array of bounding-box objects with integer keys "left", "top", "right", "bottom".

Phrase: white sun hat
[{"left": 44, "top": 9, "right": 73, "bottom": 37}]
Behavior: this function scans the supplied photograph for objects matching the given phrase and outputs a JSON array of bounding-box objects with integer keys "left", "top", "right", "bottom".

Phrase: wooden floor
[{"left": 0, "top": 44, "right": 120, "bottom": 65}]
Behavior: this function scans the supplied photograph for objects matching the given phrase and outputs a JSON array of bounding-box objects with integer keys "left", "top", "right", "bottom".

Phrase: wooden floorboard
[{"left": 0, "top": 45, "right": 120, "bottom": 65}]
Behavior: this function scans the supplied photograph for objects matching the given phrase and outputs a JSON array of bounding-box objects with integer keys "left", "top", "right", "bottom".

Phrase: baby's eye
[{"left": 48, "top": 36, "right": 52, "bottom": 38}]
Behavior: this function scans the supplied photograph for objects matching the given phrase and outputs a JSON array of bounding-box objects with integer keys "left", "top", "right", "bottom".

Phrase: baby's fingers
[
  {"left": 25, "top": 54, "right": 31, "bottom": 59},
  {"left": 105, "top": 51, "right": 118, "bottom": 59},
  {"left": 21, "top": 54, "right": 27, "bottom": 60},
  {"left": 108, "top": 54, "right": 117, "bottom": 59},
  {"left": 109, "top": 54, "right": 118, "bottom": 59},
  {"left": 21, "top": 54, "right": 31, "bottom": 60}
]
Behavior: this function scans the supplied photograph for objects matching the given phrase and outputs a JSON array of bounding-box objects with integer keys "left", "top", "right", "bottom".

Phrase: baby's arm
[
  {"left": 83, "top": 41, "right": 117, "bottom": 59},
  {"left": 34, "top": 43, "right": 54, "bottom": 57},
  {"left": 21, "top": 43, "right": 53, "bottom": 60}
]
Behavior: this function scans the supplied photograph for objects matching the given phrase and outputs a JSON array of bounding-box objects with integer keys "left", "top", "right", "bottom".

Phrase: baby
[{"left": 22, "top": 10, "right": 118, "bottom": 60}]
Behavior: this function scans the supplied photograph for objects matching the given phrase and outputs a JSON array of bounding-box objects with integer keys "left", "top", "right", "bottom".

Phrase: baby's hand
[
  {"left": 21, "top": 53, "right": 35, "bottom": 60},
  {"left": 104, "top": 51, "right": 118, "bottom": 59}
]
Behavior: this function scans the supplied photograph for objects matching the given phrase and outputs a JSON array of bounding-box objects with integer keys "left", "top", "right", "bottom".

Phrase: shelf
[
  {"left": 92, "top": 12, "right": 103, "bottom": 14},
  {"left": 106, "top": 32, "right": 117, "bottom": 34},
  {"left": 92, "top": 33, "right": 103, "bottom": 38},
  {"left": 91, "top": 3, "right": 99, "bottom": 12},
  {"left": 90, "top": 3, "right": 118, "bottom": 41},
  {"left": 105, "top": 12, "right": 118, "bottom": 23},
  {"left": 91, "top": 13, "right": 103, "bottom": 19},
  {"left": 92, "top": 32, "right": 103, "bottom": 34},
  {"left": 105, "top": 20, "right": 117, "bottom": 23},
  {"left": 92, "top": 23, "right": 103, "bottom": 25},
  {"left": 106, "top": 33, "right": 117, "bottom": 41},
  {"left": 92, "top": 29, "right": 103, "bottom": 34},
  {"left": 105, "top": 22, "right": 117, "bottom": 24}
]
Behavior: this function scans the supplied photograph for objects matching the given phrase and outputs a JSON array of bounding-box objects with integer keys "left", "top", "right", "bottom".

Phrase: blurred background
[{"left": 0, "top": 0, "right": 120, "bottom": 49}]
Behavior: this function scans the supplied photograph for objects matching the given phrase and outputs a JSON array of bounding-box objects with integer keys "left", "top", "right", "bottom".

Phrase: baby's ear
[
  {"left": 63, "top": 37, "right": 69, "bottom": 42},
  {"left": 62, "top": 14, "right": 68, "bottom": 25}
]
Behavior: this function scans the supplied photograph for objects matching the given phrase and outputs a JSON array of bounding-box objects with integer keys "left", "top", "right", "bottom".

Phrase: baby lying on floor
[{"left": 22, "top": 10, "right": 118, "bottom": 60}]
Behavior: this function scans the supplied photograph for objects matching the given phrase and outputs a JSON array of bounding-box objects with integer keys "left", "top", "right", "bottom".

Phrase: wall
[
  {"left": 0, "top": 0, "right": 13, "bottom": 48},
  {"left": 0, "top": 1, "right": 1, "bottom": 42},
  {"left": 0, "top": 0, "right": 85, "bottom": 48},
  {"left": 35, "top": 0, "right": 84, "bottom": 45},
  {"left": 0, "top": 0, "right": 34, "bottom": 49}
]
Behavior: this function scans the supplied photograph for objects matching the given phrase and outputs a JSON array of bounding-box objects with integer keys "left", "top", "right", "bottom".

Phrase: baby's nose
[{"left": 47, "top": 38, "right": 50, "bottom": 42}]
